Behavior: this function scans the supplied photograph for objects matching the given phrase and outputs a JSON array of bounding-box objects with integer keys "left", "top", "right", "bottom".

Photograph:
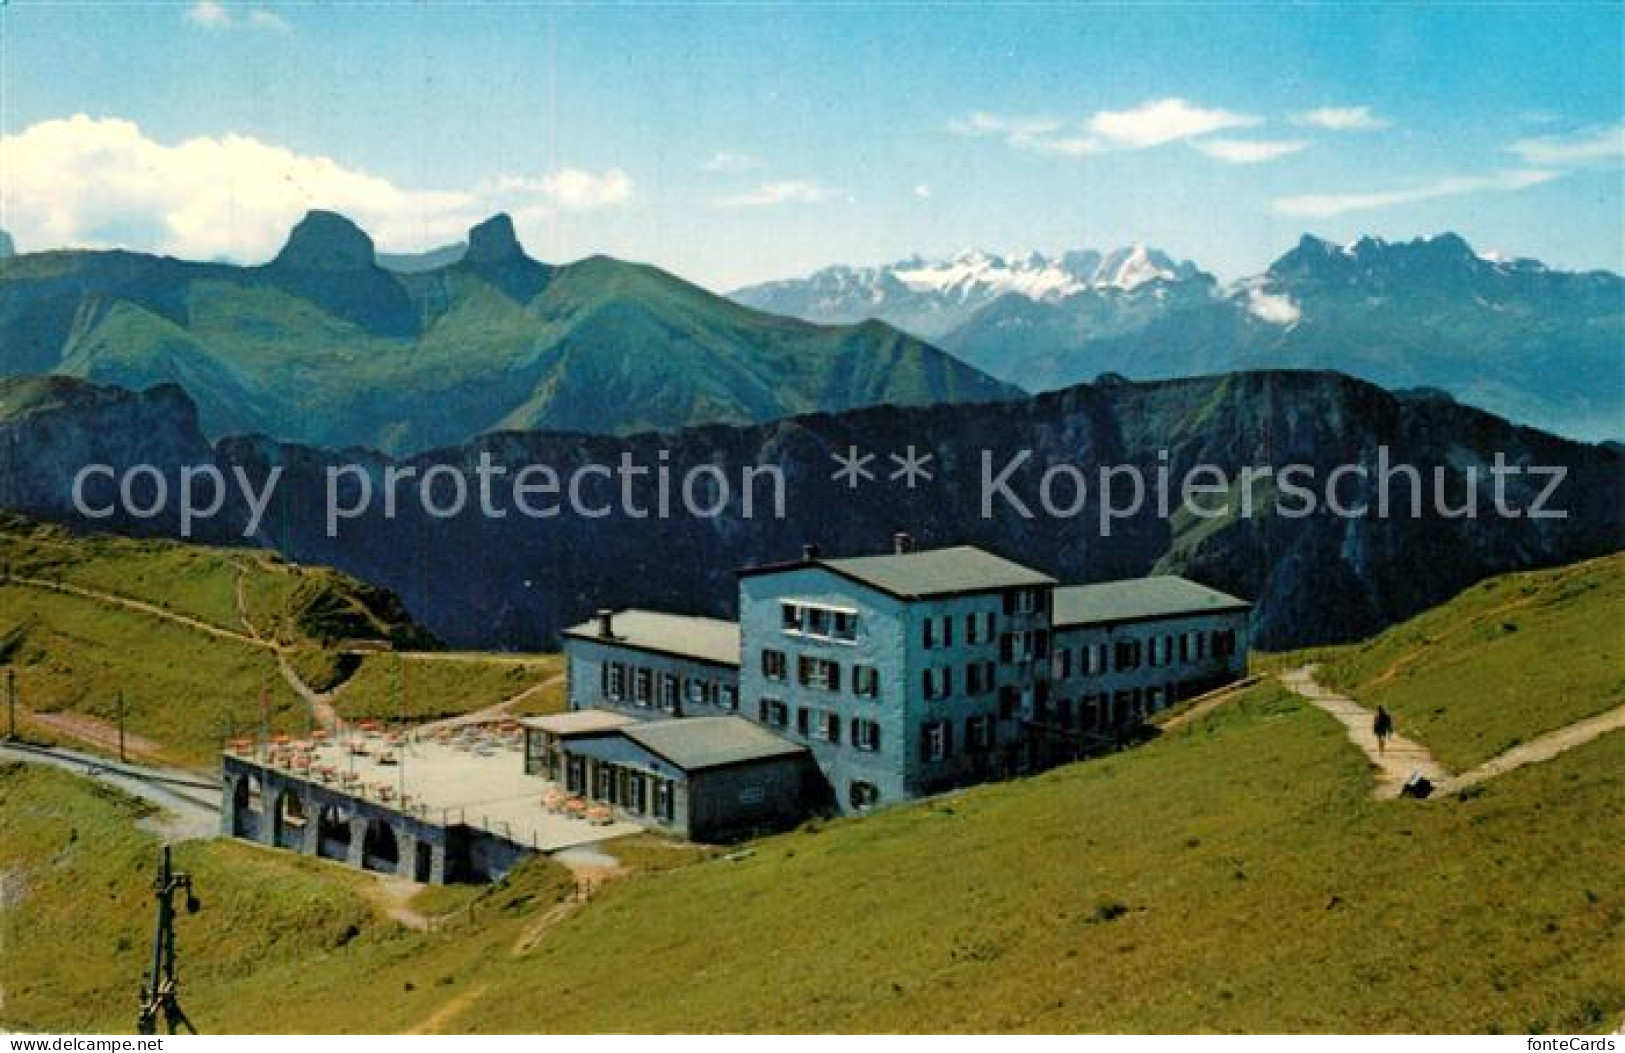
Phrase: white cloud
[
  {"left": 1088, "top": 97, "right": 1261, "bottom": 148},
  {"left": 186, "top": 1, "right": 231, "bottom": 28},
  {"left": 186, "top": 2, "right": 290, "bottom": 32},
  {"left": 1274, "top": 169, "right": 1560, "bottom": 218},
  {"left": 701, "top": 151, "right": 763, "bottom": 173},
  {"left": 1245, "top": 287, "right": 1302, "bottom": 326},
  {"left": 245, "top": 8, "right": 292, "bottom": 33},
  {"left": 0, "top": 115, "right": 632, "bottom": 260},
  {"left": 1508, "top": 124, "right": 1625, "bottom": 166},
  {"left": 952, "top": 98, "right": 1260, "bottom": 156},
  {"left": 716, "top": 180, "right": 836, "bottom": 208},
  {"left": 1192, "top": 138, "right": 1308, "bottom": 164},
  {"left": 1296, "top": 106, "right": 1391, "bottom": 131},
  {"left": 913, "top": 184, "right": 931, "bottom": 199}
]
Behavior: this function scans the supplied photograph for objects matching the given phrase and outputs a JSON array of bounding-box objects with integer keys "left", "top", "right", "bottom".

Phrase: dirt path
[
  {"left": 8, "top": 575, "right": 268, "bottom": 650},
  {"left": 1156, "top": 675, "right": 1261, "bottom": 732},
  {"left": 1442, "top": 701, "right": 1625, "bottom": 793},
  {"left": 365, "top": 874, "right": 430, "bottom": 931},
  {"left": 417, "top": 673, "right": 564, "bottom": 735},
  {"left": 17, "top": 706, "right": 169, "bottom": 765},
  {"left": 1279, "top": 665, "right": 1450, "bottom": 799},
  {"left": 404, "top": 984, "right": 488, "bottom": 1035}
]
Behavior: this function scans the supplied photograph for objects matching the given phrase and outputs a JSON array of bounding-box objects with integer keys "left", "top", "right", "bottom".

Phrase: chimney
[
  {"left": 596, "top": 608, "right": 615, "bottom": 639},
  {"left": 802, "top": 543, "right": 821, "bottom": 561},
  {"left": 893, "top": 531, "right": 913, "bottom": 555}
]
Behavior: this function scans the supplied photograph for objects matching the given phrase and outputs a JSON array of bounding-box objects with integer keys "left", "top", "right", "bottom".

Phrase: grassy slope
[
  {"left": 1316, "top": 553, "right": 1624, "bottom": 770},
  {"left": 331, "top": 654, "right": 564, "bottom": 723},
  {"left": 4, "top": 684, "right": 1618, "bottom": 1034},
  {"left": 0, "top": 516, "right": 551, "bottom": 764}
]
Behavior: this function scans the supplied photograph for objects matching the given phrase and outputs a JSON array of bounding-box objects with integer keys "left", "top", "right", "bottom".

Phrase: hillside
[
  {"left": 1316, "top": 553, "right": 1624, "bottom": 770},
  {"left": 5, "top": 369, "right": 1618, "bottom": 651},
  {"left": 2, "top": 558, "right": 1621, "bottom": 1033},
  {"left": 0, "top": 212, "right": 1018, "bottom": 454},
  {"left": 0, "top": 515, "right": 562, "bottom": 765}
]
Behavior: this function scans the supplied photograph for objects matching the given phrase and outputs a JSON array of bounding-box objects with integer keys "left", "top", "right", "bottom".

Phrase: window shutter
[
  {"left": 1003, "top": 590, "right": 1016, "bottom": 615},
  {"left": 829, "top": 662, "right": 841, "bottom": 692},
  {"left": 1000, "top": 633, "right": 1014, "bottom": 662},
  {"left": 942, "top": 721, "right": 954, "bottom": 757}
]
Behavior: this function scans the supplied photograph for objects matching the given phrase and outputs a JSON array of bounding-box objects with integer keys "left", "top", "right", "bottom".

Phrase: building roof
[
  {"left": 521, "top": 709, "right": 639, "bottom": 737},
  {"left": 751, "top": 545, "right": 1054, "bottom": 600},
  {"left": 621, "top": 716, "right": 806, "bottom": 772},
  {"left": 1053, "top": 576, "right": 1251, "bottom": 629},
  {"left": 562, "top": 609, "right": 741, "bottom": 667}
]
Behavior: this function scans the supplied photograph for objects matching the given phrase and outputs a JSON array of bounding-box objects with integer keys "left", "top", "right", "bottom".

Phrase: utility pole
[
  {"left": 137, "top": 845, "right": 199, "bottom": 1036},
  {"left": 117, "top": 690, "right": 127, "bottom": 764}
]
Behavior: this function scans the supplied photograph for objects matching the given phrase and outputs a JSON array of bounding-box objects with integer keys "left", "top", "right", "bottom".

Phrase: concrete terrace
[{"left": 256, "top": 733, "right": 641, "bottom": 852}]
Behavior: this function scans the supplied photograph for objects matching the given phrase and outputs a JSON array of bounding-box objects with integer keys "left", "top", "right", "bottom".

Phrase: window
[
  {"left": 721, "top": 685, "right": 738, "bottom": 711},
  {"left": 813, "top": 711, "right": 841, "bottom": 744},
  {"left": 634, "top": 667, "right": 653, "bottom": 705},
  {"left": 782, "top": 602, "right": 802, "bottom": 631},
  {"left": 798, "top": 656, "right": 841, "bottom": 691},
  {"left": 833, "top": 611, "right": 858, "bottom": 642},
  {"left": 1055, "top": 647, "right": 1073, "bottom": 680},
  {"left": 761, "top": 699, "right": 789, "bottom": 728},
  {"left": 849, "top": 781, "right": 880, "bottom": 810},
  {"left": 966, "top": 662, "right": 982, "bottom": 695},
  {"left": 852, "top": 718, "right": 881, "bottom": 752},
  {"left": 852, "top": 664, "right": 880, "bottom": 699},
  {"left": 965, "top": 714, "right": 994, "bottom": 752},
  {"left": 1114, "top": 639, "right": 1142, "bottom": 671},
  {"left": 985, "top": 611, "right": 996, "bottom": 640},
  {"left": 965, "top": 613, "right": 979, "bottom": 645},
  {"left": 1213, "top": 628, "right": 1237, "bottom": 658},
  {"left": 942, "top": 615, "right": 954, "bottom": 648},
  {"left": 923, "top": 666, "right": 954, "bottom": 701},
  {"left": 785, "top": 602, "right": 858, "bottom": 642},
  {"left": 920, "top": 721, "right": 950, "bottom": 762},
  {"left": 659, "top": 674, "right": 679, "bottom": 712},
  {"left": 923, "top": 618, "right": 936, "bottom": 649},
  {"left": 762, "top": 648, "right": 787, "bottom": 681},
  {"left": 1006, "top": 588, "right": 1039, "bottom": 615},
  {"left": 1086, "top": 643, "right": 1106, "bottom": 676},
  {"left": 806, "top": 607, "right": 831, "bottom": 638},
  {"left": 654, "top": 779, "right": 674, "bottom": 822},
  {"left": 999, "top": 686, "right": 1018, "bottom": 721},
  {"left": 797, "top": 707, "right": 811, "bottom": 736},
  {"left": 606, "top": 662, "right": 626, "bottom": 700}
]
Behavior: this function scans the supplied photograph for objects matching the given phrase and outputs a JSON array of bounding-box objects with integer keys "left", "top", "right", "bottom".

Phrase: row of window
[
  {"left": 759, "top": 698, "right": 883, "bottom": 752},
  {"left": 782, "top": 602, "right": 858, "bottom": 642},
  {"left": 601, "top": 662, "right": 739, "bottom": 713},
  {"left": 919, "top": 714, "right": 998, "bottom": 762},
  {"left": 919, "top": 593, "right": 1044, "bottom": 652},
  {"left": 1052, "top": 628, "right": 1238, "bottom": 679},
  {"left": 761, "top": 649, "right": 881, "bottom": 698}
]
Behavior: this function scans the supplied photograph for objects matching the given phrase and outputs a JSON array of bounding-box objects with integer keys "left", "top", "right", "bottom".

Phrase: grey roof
[
  {"left": 622, "top": 716, "right": 806, "bottom": 772},
  {"left": 521, "top": 709, "right": 638, "bottom": 736},
  {"left": 563, "top": 609, "right": 740, "bottom": 667},
  {"left": 1053, "top": 576, "right": 1250, "bottom": 628},
  {"left": 818, "top": 545, "right": 1055, "bottom": 599}
]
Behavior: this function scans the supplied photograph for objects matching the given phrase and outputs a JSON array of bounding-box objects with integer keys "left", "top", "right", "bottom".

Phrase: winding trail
[
  {"left": 1279, "top": 664, "right": 1625, "bottom": 799},
  {"left": 1279, "top": 664, "right": 1449, "bottom": 799},
  {"left": 416, "top": 673, "right": 564, "bottom": 735}
]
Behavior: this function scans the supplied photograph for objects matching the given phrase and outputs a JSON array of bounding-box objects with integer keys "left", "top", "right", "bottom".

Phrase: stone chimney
[
  {"left": 893, "top": 531, "right": 913, "bottom": 555},
  {"left": 596, "top": 608, "right": 615, "bottom": 638},
  {"left": 802, "top": 543, "right": 821, "bottom": 561}
]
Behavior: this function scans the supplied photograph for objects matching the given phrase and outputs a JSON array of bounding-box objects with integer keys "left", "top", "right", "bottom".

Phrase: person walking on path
[{"left": 1373, "top": 705, "right": 1395, "bottom": 753}]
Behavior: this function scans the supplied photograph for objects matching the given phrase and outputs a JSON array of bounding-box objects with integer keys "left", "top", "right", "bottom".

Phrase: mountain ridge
[{"left": 0, "top": 211, "right": 1019, "bottom": 455}]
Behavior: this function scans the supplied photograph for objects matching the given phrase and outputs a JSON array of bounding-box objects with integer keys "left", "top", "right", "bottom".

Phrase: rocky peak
[
  {"left": 465, "top": 213, "right": 526, "bottom": 266},
  {"left": 271, "top": 211, "right": 376, "bottom": 271}
]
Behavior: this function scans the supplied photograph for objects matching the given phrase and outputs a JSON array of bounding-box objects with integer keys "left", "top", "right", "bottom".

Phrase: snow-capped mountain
[{"left": 731, "top": 245, "right": 1205, "bottom": 338}]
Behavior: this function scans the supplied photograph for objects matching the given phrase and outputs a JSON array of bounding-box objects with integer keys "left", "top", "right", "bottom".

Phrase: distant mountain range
[
  {"left": 0, "top": 212, "right": 1015, "bottom": 454},
  {"left": 3, "top": 371, "right": 1618, "bottom": 651},
  {"left": 734, "top": 235, "right": 1625, "bottom": 440},
  {"left": 732, "top": 245, "right": 1205, "bottom": 339}
]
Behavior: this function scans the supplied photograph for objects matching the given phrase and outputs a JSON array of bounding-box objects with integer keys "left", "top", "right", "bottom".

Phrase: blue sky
[{"left": 1, "top": 1, "right": 1621, "bottom": 289}]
